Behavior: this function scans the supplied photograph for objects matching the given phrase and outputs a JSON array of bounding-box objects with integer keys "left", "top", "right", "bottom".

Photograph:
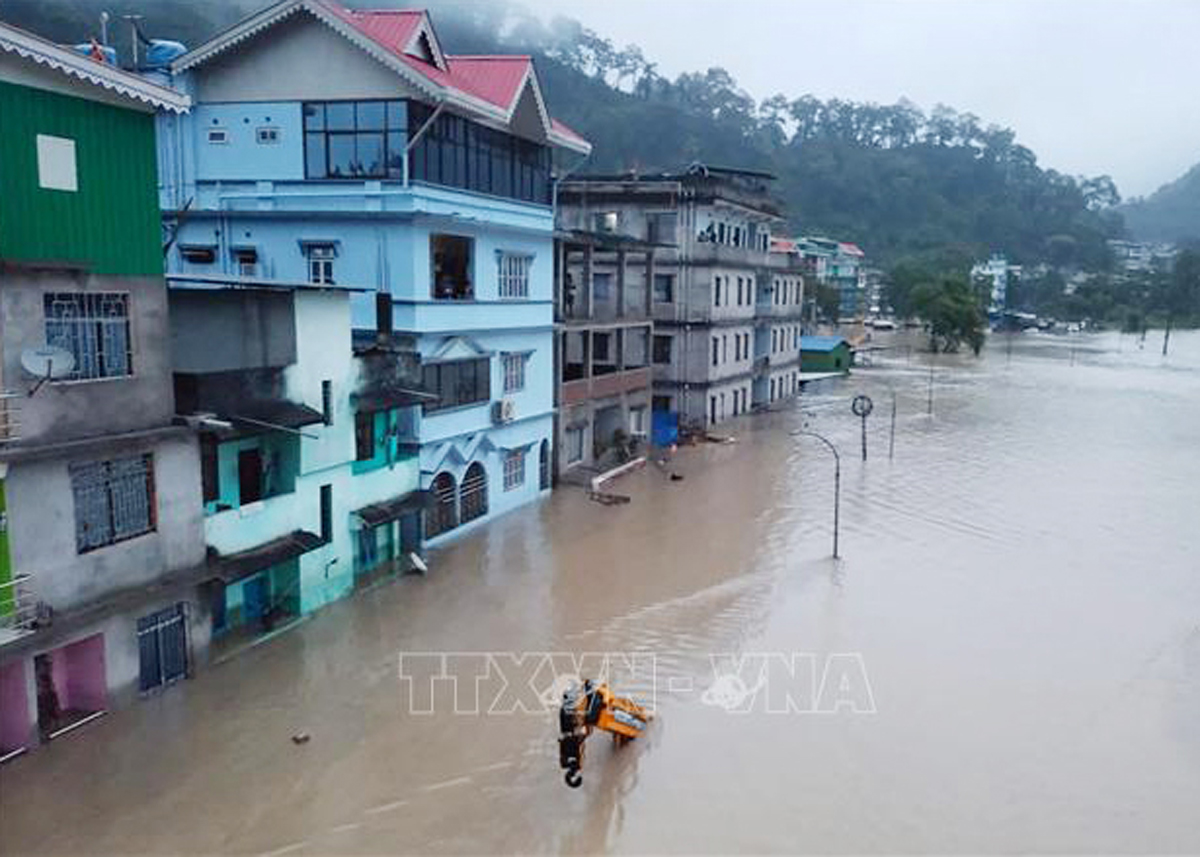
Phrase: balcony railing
[
  {"left": 0, "top": 574, "right": 41, "bottom": 646},
  {"left": 0, "top": 391, "right": 19, "bottom": 444}
]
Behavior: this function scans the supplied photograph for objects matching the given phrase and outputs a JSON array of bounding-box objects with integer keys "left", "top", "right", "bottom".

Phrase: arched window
[
  {"left": 539, "top": 439, "right": 551, "bottom": 490},
  {"left": 460, "top": 462, "right": 488, "bottom": 524},
  {"left": 427, "top": 472, "right": 457, "bottom": 538}
]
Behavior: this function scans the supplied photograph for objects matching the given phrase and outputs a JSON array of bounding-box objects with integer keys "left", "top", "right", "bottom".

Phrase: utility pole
[
  {"left": 926, "top": 355, "right": 934, "bottom": 416},
  {"left": 794, "top": 430, "right": 841, "bottom": 559}
]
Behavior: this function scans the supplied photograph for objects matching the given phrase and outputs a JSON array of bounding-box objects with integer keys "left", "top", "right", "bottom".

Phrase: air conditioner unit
[{"left": 492, "top": 398, "right": 516, "bottom": 424}]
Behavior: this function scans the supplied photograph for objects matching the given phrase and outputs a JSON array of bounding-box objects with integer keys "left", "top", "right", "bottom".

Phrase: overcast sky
[{"left": 520, "top": 0, "right": 1199, "bottom": 199}]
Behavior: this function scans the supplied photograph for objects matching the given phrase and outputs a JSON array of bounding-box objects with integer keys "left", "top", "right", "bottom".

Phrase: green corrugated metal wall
[{"left": 0, "top": 80, "right": 162, "bottom": 276}]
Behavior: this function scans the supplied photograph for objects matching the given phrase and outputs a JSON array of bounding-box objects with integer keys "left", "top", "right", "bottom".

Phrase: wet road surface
[{"left": 2, "top": 330, "right": 1199, "bottom": 854}]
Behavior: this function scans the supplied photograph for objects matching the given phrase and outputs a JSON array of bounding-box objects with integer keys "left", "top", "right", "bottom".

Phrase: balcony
[
  {"left": 562, "top": 367, "right": 651, "bottom": 406},
  {"left": 0, "top": 573, "right": 41, "bottom": 647},
  {"left": 0, "top": 392, "right": 19, "bottom": 445}
]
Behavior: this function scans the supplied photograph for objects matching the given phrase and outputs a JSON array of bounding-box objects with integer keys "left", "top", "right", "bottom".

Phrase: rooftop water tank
[
  {"left": 71, "top": 43, "right": 117, "bottom": 65},
  {"left": 144, "top": 39, "right": 187, "bottom": 68}
]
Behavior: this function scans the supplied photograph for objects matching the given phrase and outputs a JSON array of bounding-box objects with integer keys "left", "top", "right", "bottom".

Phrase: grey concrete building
[
  {"left": 551, "top": 227, "right": 659, "bottom": 482},
  {"left": 0, "top": 30, "right": 203, "bottom": 762},
  {"left": 557, "top": 166, "right": 806, "bottom": 434}
]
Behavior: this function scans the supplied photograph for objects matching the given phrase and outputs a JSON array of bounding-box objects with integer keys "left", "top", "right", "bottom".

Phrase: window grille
[
  {"left": 497, "top": 252, "right": 532, "bottom": 298},
  {"left": 503, "top": 450, "right": 524, "bottom": 491},
  {"left": 70, "top": 454, "right": 155, "bottom": 553},
  {"left": 502, "top": 353, "right": 526, "bottom": 394},
  {"left": 460, "top": 462, "right": 488, "bottom": 522},
  {"left": 44, "top": 292, "right": 132, "bottom": 381}
]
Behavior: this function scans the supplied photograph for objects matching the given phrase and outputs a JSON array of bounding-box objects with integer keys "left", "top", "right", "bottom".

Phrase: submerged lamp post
[
  {"left": 851, "top": 394, "right": 873, "bottom": 462},
  {"left": 793, "top": 429, "right": 841, "bottom": 559}
]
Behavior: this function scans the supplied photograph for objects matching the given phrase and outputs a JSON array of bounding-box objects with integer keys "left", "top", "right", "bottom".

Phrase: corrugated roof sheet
[{"left": 800, "top": 336, "right": 849, "bottom": 353}]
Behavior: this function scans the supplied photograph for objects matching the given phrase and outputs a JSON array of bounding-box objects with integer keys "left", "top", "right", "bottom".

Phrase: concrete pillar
[
  {"left": 583, "top": 244, "right": 594, "bottom": 320},
  {"left": 616, "top": 248, "right": 627, "bottom": 319},
  {"left": 645, "top": 250, "right": 655, "bottom": 318}
]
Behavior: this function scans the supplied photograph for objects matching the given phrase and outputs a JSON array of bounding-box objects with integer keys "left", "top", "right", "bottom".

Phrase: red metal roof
[
  {"left": 839, "top": 242, "right": 865, "bottom": 256},
  {"left": 328, "top": 6, "right": 424, "bottom": 56},
  {"left": 446, "top": 56, "right": 531, "bottom": 110}
]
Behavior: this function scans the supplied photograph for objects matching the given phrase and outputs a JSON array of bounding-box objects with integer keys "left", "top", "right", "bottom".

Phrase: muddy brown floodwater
[{"left": 2, "top": 330, "right": 1199, "bottom": 855}]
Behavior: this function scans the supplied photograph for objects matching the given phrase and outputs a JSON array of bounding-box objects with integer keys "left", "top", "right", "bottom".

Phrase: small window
[
  {"left": 355, "top": 412, "right": 374, "bottom": 461},
  {"left": 502, "top": 353, "right": 526, "bottom": 394},
  {"left": 233, "top": 248, "right": 258, "bottom": 277},
  {"left": 36, "top": 134, "right": 77, "bottom": 192},
  {"left": 630, "top": 407, "right": 647, "bottom": 436},
  {"left": 503, "top": 450, "right": 525, "bottom": 491},
  {"left": 653, "top": 273, "right": 674, "bottom": 303},
  {"left": 321, "top": 380, "right": 333, "bottom": 425},
  {"left": 320, "top": 484, "right": 333, "bottom": 543},
  {"left": 256, "top": 127, "right": 280, "bottom": 145},
  {"left": 180, "top": 245, "right": 216, "bottom": 264},
  {"left": 308, "top": 245, "right": 336, "bottom": 284},
  {"left": 653, "top": 335, "right": 672, "bottom": 365},
  {"left": 593, "top": 333, "right": 611, "bottom": 362},
  {"left": 431, "top": 234, "right": 473, "bottom": 300},
  {"left": 652, "top": 395, "right": 671, "bottom": 412},
  {"left": 497, "top": 252, "right": 532, "bottom": 299},
  {"left": 207, "top": 128, "right": 228, "bottom": 144},
  {"left": 711, "top": 337, "right": 719, "bottom": 367}
]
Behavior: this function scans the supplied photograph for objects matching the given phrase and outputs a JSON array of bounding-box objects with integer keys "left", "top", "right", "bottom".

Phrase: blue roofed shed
[{"left": 800, "top": 336, "right": 852, "bottom": 372}]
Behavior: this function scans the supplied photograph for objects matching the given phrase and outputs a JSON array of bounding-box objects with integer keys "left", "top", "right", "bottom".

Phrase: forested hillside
[
  {"left": 5, "top": 0, "right": 1128, "bottom": 268},
  {"left": 1120, "top": 163, "right": 1200, "bottom": 244}
]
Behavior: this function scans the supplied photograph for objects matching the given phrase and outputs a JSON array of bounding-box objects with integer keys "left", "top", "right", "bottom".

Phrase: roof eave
[{"left": 0, "top": 22, "right": 190, "bottom": 113}]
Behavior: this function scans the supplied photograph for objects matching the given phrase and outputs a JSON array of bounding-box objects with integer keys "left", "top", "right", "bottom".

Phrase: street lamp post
[{"left": 794, "top": 429, "right": 841, "bottom": 559}]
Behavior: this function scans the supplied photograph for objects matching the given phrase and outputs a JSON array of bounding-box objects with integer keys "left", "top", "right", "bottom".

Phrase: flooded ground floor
[{"left": 1, "top": 330, "right": 1199, "bottom": 854}]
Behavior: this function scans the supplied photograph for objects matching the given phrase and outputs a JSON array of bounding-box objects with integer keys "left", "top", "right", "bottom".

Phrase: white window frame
[
  {"left": 256, "top": 126, "right": 281, "bottom": 145},
  {"left": 503, "top": 449, "right": 525, "bottom": 491},
  {"left": 307, "top": 245, "right": 336, "bottom": 284},
  {"left": 44, "top": 291, "right": 133, "bottom": 382},
  {"left": 36, "top": 134, "right": 78, "bottom": 192},
  {"left": 497, "top": 252, "right": 533, "bottom": 299},
  {"left": 501, "top": 352, "right": 527, "bottom": 394},
  {"left": 630, "top": 406, "right": 647, "bottom": 437}
]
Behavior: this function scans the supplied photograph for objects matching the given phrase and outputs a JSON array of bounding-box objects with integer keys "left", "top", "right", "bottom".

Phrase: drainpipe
[{"left": 403, "top": 101, "right": 446, "bottom": 188}]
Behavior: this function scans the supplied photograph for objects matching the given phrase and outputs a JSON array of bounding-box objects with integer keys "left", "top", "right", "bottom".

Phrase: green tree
[{"left": 910, "top": 274, "right": 986, "bottom": 354}]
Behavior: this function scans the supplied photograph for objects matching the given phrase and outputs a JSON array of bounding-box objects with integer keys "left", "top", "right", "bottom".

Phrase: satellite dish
[
  {"left": 409, "top": 552, "right": 428, "bottom": 575},
  {"left": 21, "top": 346, "right": 75, "bottom": 379}
]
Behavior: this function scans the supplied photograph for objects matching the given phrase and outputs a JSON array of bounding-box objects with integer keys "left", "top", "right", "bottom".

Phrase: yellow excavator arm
[{"left": 558, "top": 679, "right": 652, "bottom": 788}]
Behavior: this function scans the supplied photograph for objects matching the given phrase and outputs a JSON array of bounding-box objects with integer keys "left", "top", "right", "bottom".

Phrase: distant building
[
  {"left": 1107, "top": 239, "right": 1176, "bottom": 275},
  {"left": 971, "top": 254, "right": 1021, "bottom": 315},
  {"left": 799, "top": 336, "right": 852, "bottom": 373},
  {"left": 0, "top": 23, "right": 196, "bottom": 760},
  {"left": 797, "top": 237, "right": 867, "bottom": 320},
  {"left": 557, "top": 165, "right": 806, "bottom": 433}
]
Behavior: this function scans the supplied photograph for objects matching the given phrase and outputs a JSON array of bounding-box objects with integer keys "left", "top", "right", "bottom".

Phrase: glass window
[
  {"left": 502, "top": 353, "right": 526, "bottom": 394},
  {"left": 44, "top": 292, "right": 132, "bottom": 381},
  {"left": 422, "top": 358, "right": 490, "bottom": 412},
  {"left": 356, "top": 133, "right": 384, "bottom": 176},
  {"left": 461, "top": 462, "right": 488, "bottom": 522},
  {"left": 593, "top": 272, "right": 613, "bottom": 301},
  {"left": 325, "top": 102, "right": 355, "bottom": 131},
  {"left": 653, "top": 335, "right": 672, "bottom": 365},
  {"left": 566, "top": 427, "right": 585, "bottom": 464},
  {"left": 503, "top": 450, "right": 525, "bottom": 491},
  {"left": 653, "top": 273, "right": 674, "bottom": 303},
  {"left": 355, "top": 412, "right": 374, "bottom": 461},
  {"left": 497, "top": 252, "right": 532, "bottom": 299},
  {"left": 70, "top": 454, "right": 155, "bottom": 553},
  {"left": 356, "top": 101, "right": 386, "bottom": 131},
  {"left": 431, "top": 234, "right": 473, "bottom": 300},
  {"left": 328, "top": 135, "right": 355, "bottom": 178}
]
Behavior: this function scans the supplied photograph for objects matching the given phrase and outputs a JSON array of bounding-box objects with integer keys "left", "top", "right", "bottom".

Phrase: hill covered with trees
[
  {"left": 1119, "top": 163, "right": 1200, "bottom": 245},
  {"left": 5, "top": 0, "right": 1127, "bottom": 270}
]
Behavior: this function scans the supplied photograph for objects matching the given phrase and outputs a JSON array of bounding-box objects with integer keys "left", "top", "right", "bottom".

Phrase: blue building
[{"left": 153, "top": 0, "right": 590, "bottom": 547}]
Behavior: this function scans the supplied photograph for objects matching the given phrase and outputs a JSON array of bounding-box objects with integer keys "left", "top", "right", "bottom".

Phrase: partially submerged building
[
  {"left": 0, "top": 23, "right": 198, "bottom": 760},
  {"left": 557, "top": 165, "right": 805, "bottom": 433},
  {"left": 551, "top": 223, "right": 658, "bottom": 481},
  {"left": 154, "top": 0, "right": 589, "bottom": 544}
]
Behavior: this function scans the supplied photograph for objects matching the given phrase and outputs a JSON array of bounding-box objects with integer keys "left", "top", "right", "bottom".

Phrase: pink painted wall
[
  {"left": 0, "top": 659, "right": 30, "bottom": 753},
  {"left": 62, "top": 634, "right": 107, "bottom": 713}
]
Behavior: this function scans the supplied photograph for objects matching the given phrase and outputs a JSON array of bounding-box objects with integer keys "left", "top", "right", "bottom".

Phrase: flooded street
[{"left": 2, "top": 330, "right": 1199, "bottom": 855}]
